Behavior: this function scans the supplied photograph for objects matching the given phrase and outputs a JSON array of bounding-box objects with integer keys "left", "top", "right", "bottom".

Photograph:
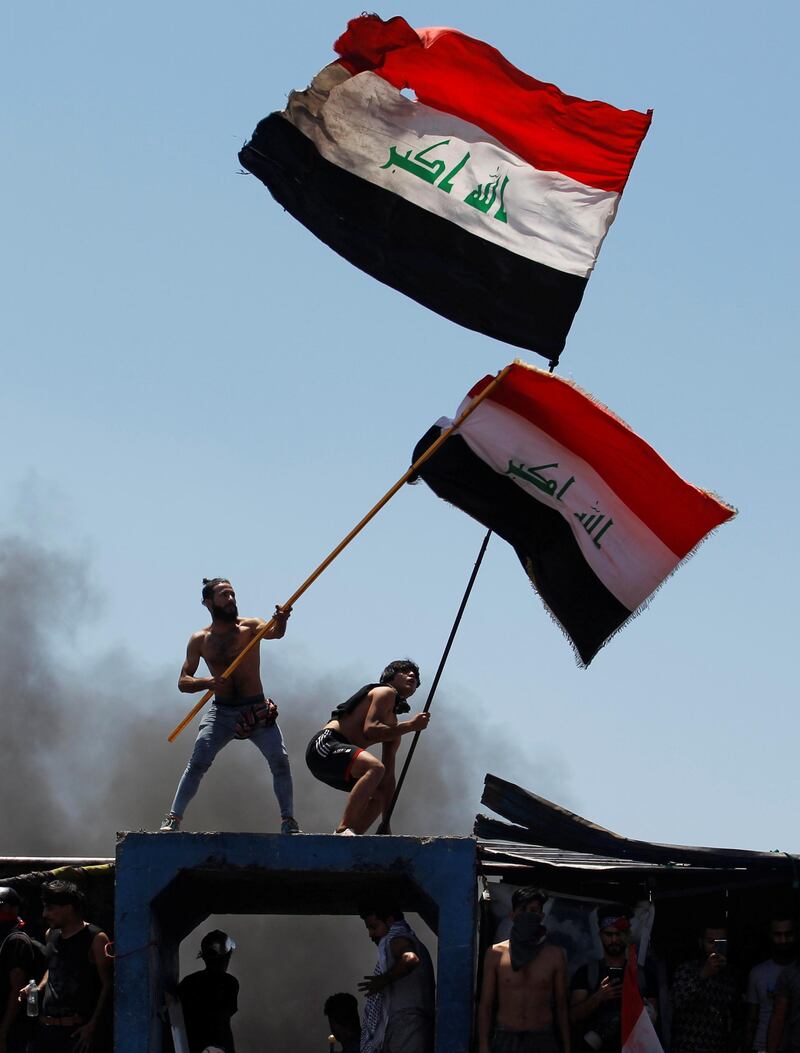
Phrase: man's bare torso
[
  {"left": 197, "top": 618, "right": 265, "bottom": 699},
  {"left": 493, "top": 941, "right": 564, "bottom": 1031}
]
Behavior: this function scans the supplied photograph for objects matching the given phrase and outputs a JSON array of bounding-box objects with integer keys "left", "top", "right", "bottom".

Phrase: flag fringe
[{"left": 525, "top": 512, "right": 737, "bottom": 668}]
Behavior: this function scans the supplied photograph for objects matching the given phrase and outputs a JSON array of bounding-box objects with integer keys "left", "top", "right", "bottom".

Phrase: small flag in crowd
[
  {"left": 622, "top": 946, "right": 664, "bottom": 1053},
  {"left": 239, "top": 14, "right": 651, "bottom": 364},
  {"left": 413, "top": 363, "right": 735, "bottom": 665}
]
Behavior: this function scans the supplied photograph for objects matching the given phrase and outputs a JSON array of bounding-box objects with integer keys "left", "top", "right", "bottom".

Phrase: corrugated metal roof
[
  {"left": 478, "top": 841, "right": 686, "bottom": 872},
  {"left": 477, "top": 775, "right": 799, "bottom": 871}
]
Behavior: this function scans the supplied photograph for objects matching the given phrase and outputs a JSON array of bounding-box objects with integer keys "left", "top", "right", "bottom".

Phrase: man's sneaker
[
  {"left": 159, "top": 813, "right": 182, "bottom": 832},
  {"left": 280, "top": 817, "right": 301, "bottom": 835}
]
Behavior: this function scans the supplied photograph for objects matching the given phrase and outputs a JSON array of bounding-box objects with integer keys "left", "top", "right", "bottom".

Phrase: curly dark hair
[
  {"left": 41, "top": 880, "right": 86, "bottom": 915},
  {"left": 379, "top": 659, "right": 420, "bottom": 688},
  {"left": 358, "top": 902, "right": 405, "bottom": 923}
]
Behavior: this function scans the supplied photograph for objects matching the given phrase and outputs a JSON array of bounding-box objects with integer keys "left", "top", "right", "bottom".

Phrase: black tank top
[
  {"left": 42, "top": 923, "right": 102, "bottom": 1020},
  {"left": 329, "top": 683, "right": 410, "bottom": 721}
]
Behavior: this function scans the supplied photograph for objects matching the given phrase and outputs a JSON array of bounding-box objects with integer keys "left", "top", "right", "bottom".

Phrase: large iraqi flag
[
  {"left": 413, "top": 363, "right": 735, "bottom": 665},
  {"left": 239, "top": 15, "right": 651, "bottom": 364}
]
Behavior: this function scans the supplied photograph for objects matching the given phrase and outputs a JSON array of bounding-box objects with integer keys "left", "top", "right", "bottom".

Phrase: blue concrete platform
[{"left": 114, "top": 832, "right": 478, "bottom": 1053}]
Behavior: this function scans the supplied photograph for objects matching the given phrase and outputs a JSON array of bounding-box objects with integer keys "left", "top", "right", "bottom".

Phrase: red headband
[{"left": 600, "top": 916, "right": 630, "bottom": 932}]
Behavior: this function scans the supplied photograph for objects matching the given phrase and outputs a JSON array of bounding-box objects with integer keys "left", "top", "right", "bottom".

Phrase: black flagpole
[{"left": 378, "top": 527, "right": 493, "bottom": 834}]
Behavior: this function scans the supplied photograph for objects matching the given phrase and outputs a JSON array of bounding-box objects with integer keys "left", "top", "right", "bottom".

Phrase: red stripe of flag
[
  {"left": 335, "top": 15, "right": 651, "bottom": 193},
  {"left": 468, "top": 365, "right": 734, "bottom": 558}
]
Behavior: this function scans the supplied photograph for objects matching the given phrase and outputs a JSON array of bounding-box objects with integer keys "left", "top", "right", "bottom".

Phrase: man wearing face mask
[
  {"left": 477, "top": 887, "right": 570, "bottom": 1053},
  {"left": 570, "top": 907, "right": 657, "bottom": 1053},
  {"left": 747, "top": 915, "right": 796, "bottom": 1052}
]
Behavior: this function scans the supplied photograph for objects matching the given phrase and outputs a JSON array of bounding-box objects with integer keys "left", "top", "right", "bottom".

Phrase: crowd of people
[
  {"left": 4, "top": 873, "right": 800, "bottom": 1053},
  {"left": 477, "top": 888, "right": 800, "bottom": 1053},
  {"left": 155, "top": 888, "right": 800, "bottom": 1053}
]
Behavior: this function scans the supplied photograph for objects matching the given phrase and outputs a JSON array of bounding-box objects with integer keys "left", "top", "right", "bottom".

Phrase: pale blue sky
[{"left": 3, "top": 2, "right": 798, "bottom": 850}]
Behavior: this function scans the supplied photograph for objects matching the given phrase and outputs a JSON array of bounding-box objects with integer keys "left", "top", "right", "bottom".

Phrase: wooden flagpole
[
  {"left": 377, "top": 526, "right": 493, "bottom": 834},
  {"left": 167, "top": 363, "right": 513, "bottom": 742}
]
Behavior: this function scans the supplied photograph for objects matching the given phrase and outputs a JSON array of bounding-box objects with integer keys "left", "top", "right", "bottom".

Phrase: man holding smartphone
[
  {"left": 671, "top": 922, "right": 741, "bottom": 1053},
  {"left": 570, "top": 907, "right": 657, "bottom": 1052}
]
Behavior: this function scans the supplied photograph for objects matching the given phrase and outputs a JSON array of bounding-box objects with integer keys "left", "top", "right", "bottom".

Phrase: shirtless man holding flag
[
  {"left": 160, "top": 578, "right": 300, "bottom": 834},
  {"left": 305, "top": 660, "right": 430, "bottom": 834}
]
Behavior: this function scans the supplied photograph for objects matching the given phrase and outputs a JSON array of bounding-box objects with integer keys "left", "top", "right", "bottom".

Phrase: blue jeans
[{"left": 170, "top": 702, "right": 294, "bottom": 820}]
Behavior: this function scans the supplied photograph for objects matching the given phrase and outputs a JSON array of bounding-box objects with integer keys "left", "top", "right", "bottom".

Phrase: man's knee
[
  {"left": 269, "top": 753, "right": 291, "bottom": 778},
  {"left": 186, "top": 754, "right": 212, "bottom": 777},
  {"left": 362, "top": 759, "right": 385, "bottom": 783}
]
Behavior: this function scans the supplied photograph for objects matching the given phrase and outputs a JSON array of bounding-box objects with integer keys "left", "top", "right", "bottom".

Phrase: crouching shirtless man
[
  {"left": 478, "top": 887, "right": 571, "bottom": 1053},
  {"left": 305, "top": 660, "right": 430, "bottom": 835}
]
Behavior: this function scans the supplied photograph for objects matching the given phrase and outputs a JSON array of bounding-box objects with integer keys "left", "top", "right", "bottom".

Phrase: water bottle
[{"left": 25, "top": 980, "right": 38, "bottom": 1018}]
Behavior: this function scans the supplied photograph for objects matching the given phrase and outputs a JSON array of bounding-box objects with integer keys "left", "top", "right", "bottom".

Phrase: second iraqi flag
[{"left": 413, "top": 363, "right": 736, "bottom": 665}]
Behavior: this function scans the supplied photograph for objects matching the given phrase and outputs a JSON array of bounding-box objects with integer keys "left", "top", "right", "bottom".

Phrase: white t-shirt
[{"left": 746, "top": 958, "right": 787, "bottom": 1050}]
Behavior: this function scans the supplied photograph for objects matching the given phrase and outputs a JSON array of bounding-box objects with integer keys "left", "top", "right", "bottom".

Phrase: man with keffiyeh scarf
[{"left": 357, "top": 904, "right": 434, "bottom": 1053}]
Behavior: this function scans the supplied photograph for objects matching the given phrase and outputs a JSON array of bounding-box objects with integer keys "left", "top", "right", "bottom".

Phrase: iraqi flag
[
  {"left": 622, "top": 947, "right": 664, "bottom": 1053},
  {"left": 413, "top": 363, "right": 735, "bottom": 665},
  {"left": 239, "top": 15, "right": 651, "bottom": 364}
]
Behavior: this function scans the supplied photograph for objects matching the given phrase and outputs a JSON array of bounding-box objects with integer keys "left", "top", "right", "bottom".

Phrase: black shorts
[{"left": 305, "top": 729, "right": 363, "bottom": 792}]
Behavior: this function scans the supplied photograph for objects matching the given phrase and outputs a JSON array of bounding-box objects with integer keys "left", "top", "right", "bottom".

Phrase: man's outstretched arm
[
  {"left": 249, "top": 605, "right": 292, "bottom": 641},
  {"left": 364, "top": 689, "right": 430, "bottom": 743},
  {"left": 357, "top": 937, "right": 420, "bottom": 994}
]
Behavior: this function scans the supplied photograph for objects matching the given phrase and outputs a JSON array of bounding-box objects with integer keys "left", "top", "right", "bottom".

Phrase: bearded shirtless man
[
  {"left": 305, "top": 660, "right": 430, "bottom": 834},
  {"left": 478, "top": 887, "right": 570, "bottom": 1053},
  {"left": 160, "top": 578, "right": 300, "bottom": 834}
]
